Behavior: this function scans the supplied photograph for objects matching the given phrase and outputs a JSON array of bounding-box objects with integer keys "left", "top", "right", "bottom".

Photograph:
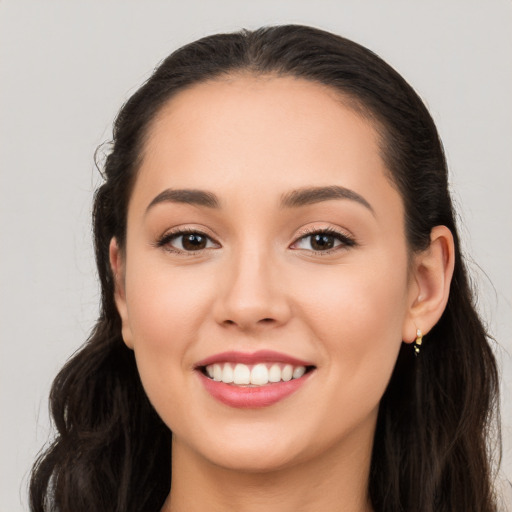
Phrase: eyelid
[
  {"left": 153, "top": 224, "right": 356, "bottom": 255},
  {"left": 155, "top": 226, "right": 221, "bottom": 254},
  {"left": 290, "top": 226, "right": 356, "bottom": 253}
]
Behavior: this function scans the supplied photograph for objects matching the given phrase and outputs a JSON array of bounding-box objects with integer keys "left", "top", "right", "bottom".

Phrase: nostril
[{"left": 221, "top": 317, "right": 278, "bottom": 328}]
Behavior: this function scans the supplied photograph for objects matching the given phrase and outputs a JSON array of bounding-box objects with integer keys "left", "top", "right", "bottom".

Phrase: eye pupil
[
  {"left": 311, "top": 234, "right": 335, "bottom": 250},
  {"left": 182, "top": 233, "right": 207, "bottom": 250}
]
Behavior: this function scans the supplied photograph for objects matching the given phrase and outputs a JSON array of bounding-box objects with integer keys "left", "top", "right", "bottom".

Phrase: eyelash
[
  {"left": 155, "top": 227, "right": 356, "bottom": 256},
  {"left": 292, "top": 227, "right": 356, "bottom": 254},
  {"left": 155, "top": 229, "right": 218, "bottom": 255}
]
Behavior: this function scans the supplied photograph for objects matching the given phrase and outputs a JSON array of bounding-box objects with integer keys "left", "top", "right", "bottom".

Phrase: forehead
[
  {"left": 147, "top": 74, "right": 374, "bottom": 153},
  {"left": 131, "top": 74, "right": 400, "bottom": 220}
]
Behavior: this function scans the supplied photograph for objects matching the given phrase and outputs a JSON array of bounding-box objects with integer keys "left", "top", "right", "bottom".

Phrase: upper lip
[{"left": 195, "top": 350, "right": 314, "bottom": 368}]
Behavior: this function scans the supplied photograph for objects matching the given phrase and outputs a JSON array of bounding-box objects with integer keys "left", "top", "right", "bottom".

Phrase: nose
[{"left": 213, "top": 245, "right": 292, "bottom": 331}]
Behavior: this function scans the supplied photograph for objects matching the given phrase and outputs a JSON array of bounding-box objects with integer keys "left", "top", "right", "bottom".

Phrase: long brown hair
[{"left": 30, "top": 25, "right": 501, "bottom": 512}]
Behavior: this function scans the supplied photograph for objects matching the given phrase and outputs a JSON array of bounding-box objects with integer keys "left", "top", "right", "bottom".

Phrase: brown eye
[
  {"left": 181, "top": 233, "right": 207, "bottom": 250},
  {"left": 310, "top": 234, "right": 336, "bottom": 251},
  {"left": 159, "top": 231, "right": 219, "bottom": 252},
  {"left": 291, "top": 230, "right": 356, "bottom": 253}
]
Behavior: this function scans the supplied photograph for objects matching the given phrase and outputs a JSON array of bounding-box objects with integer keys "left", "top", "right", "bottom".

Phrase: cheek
[
  {"left": 287, "top": 262, "right": 409, "bottom": 444},
  {"left": 126, "top": 256, "right": 213, "bottom": 335},
  {"left": 292, "top": 255, "right": 409, "bottom": 396},
  {"left": 297, "top": 261, "right": 408, "bottom": 341},
  {"left": 123, "top": 258, "right": 216, "bottom": 390}
]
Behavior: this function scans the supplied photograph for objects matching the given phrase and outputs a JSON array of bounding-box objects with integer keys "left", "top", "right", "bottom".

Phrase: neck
[{"left": 161, "top": 425, "right": 374, "bottom": 512}]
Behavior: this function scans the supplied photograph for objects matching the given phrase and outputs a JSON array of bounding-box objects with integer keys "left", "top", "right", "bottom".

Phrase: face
[{"left": 112, "top": 75, "right": 418, "bottom": 473}]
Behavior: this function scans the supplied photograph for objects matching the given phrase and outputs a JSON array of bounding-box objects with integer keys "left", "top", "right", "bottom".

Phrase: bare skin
[
  {"left": 165, "top": 425, "right": 373, "bottom": 512},
  {"left": 110, "top": 75, "right": 454, "bottom": 512}
]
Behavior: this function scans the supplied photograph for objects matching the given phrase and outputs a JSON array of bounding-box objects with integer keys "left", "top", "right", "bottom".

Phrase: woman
[{"left": 30, "top": 25, "right": 502, "bottom": 512}]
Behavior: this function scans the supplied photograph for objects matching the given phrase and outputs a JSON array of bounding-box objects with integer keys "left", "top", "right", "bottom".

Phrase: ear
[
  {"left": 109, "top": 237, "right": 134, "bottom": 349},
  {"left": 402, "top": 225, "right": 455, "bottom": 343}
]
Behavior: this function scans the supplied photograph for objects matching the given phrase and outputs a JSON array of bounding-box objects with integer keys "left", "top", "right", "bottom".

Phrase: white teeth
[
  {"left": 281, "top": 364, "right": 293, "bottom": 382},
  {"left": 292, "top": 366, "right": 306, "bottom": 379},
  {"left": 268, "top": 364, "right": 281, "bottom": 383},
  {"left": 250, "top": 364, "right": 269, "bottom": 385},
  {"left": 233, "top": 363, "right": 251, "bottom": 385},
  {"left": 221, "top": 363, "right": 234, "bottom": 383},
  {"left": 213, "top": 363, "right": 222, "bottom": 381},
  {"left": 204, "top": 362, "right": 309, "bottom": 386}
]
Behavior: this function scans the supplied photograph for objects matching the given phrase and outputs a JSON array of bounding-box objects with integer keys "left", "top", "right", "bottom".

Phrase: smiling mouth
[{"left": 199, "top": 362, "right": 316, "bottom": 387}]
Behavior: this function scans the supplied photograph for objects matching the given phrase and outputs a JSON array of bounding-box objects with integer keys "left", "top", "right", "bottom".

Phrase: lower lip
[{"left": 198, "top": 371, "right": 313, "bottom": 409}]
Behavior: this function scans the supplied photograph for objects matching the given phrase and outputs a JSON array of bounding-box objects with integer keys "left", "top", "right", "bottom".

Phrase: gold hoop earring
[{"left": 414, "top": 329, "right": 423, "bottom": 356}]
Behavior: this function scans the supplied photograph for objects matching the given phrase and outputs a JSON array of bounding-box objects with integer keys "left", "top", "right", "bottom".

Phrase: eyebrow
[
  {"left": 146, "top": 188, "right": 220, "bottom": 213},
  {"left": 280, "top": 185, "right": 374, "bottom": 213},
  {"left": 145, "top": 185, "right": 373, "bottom": 214}
]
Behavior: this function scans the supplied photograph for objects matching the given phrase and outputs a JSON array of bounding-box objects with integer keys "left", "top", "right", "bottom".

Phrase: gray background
[{"left": 1, "top": 1, "right": 511, "bottom": 510}]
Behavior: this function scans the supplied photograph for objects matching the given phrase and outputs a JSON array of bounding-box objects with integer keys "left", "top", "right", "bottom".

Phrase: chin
[
  {"left": 206, "top": 444, "right": 302, "bottom": 474},
  {"left": 176, "top": 421, "right": 311, "bottom": 474}
]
